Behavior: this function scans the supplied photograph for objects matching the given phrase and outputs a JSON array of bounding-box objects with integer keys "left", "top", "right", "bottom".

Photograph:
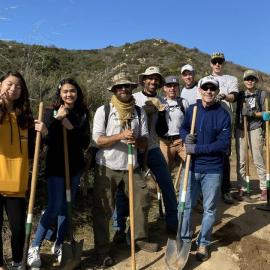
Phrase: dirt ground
[{"left": 2, "top": 152, "right": 270, "bottom": 270}]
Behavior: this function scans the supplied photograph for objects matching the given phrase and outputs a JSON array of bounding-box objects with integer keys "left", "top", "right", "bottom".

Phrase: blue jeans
[
  {"left": 32, "top": 174, "right": 80, "bottom": 247},
  {"left": 180, "top": 171, "right": 222, "bottom": 247},
  {"left": 112, "top": 186, "right": 129, "bottom": 232},
  {"left": 145, "top": 148, "right": 178, "bottom": 230}
]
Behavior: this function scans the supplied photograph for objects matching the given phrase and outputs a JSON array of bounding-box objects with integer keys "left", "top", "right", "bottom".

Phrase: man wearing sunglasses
[
  {"left": 180, "top": 75, "right": 231, "bottom": 261},
  {"left": 210, "top": 52, "right": 239, "bottom": 204},
  {"left": 92, "top": 72, "right": 159, "bottom": 267}
]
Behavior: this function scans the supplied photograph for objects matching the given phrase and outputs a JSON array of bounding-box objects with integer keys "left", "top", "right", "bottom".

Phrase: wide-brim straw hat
[
  {"left": 138, "top": 66, "right": 165, "bottom": 88},
  {"left": 107, "top": 72, "right": 138, "bottom": 91}
]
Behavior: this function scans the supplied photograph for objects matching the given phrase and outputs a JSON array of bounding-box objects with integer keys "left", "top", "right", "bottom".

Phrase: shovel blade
[
  {"left": 60, "top": 239, "right": 84, "bottom": 270},
  {"left": 165, "top": 237, "right": 191, "bottom": 270}
]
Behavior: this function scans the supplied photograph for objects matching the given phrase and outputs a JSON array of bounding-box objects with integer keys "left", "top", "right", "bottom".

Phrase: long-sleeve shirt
[{"left": 180, "top": 100, "right": 231, "bottom": 173}]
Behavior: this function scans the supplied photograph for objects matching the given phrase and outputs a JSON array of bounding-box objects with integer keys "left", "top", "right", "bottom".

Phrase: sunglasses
[
  {"left": 115, "top": 84, "right": 132, "bottom": 89},
  {"left": 244, "top": 76, "right": 256, "bottom": 82},
  {"left": 211, "top": 59, "right": 224, "bottom": 65},
  {"left": 201, "top": 85, "right": 218, "bottom": 92}
]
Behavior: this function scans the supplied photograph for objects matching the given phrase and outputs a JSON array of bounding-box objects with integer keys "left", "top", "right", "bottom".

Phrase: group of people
[{"left": 0, "top": 51, "right": 269, "bottom": 269}]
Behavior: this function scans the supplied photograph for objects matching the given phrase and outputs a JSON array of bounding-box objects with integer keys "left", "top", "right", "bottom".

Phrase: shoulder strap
[
  {"left": 135, "top": 105, "right": 141, "bottom": 126},
  {"left": 176, "top": 97, "right": 185, "bottom": 115},
  {"left": 104, "top": 104, "right": 111, "bottom": 130}
]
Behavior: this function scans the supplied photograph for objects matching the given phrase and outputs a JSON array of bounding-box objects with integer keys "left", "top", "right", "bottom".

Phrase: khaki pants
[
  {"left": 159, "top": 138, "right": 186, "bottom": 169},
  {"left": 93, "top": 164, "right": 150, "bottom": 255},
  {"left": 235, "top": 128, "right": 266, "bottom": 190}
]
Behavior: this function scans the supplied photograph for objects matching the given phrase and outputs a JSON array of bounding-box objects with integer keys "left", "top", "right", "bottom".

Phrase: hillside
[{"left": 0, "top": 38, "right": 269, "bottom": 113}]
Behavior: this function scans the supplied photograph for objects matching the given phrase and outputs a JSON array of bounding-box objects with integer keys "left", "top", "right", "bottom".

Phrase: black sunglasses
[
  {"left": 201, "top": 84, "right": 217, "bottom": 92},
  {"left": 244, "top": 76, "right": 256, "bottom": 82},
  {"left": 211, "top": 59, "right": 224, "bottom": 65},
  {"left": 115, "top": 84, "right": 132, "bottom": 89}
]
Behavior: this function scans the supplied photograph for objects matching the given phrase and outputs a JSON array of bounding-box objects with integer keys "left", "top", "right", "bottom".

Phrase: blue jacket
[{"left": 180, "top": 100, "right": 231, "bottom": 173}]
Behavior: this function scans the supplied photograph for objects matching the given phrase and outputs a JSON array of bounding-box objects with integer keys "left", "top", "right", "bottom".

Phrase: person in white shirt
[
  {"left": 180, "top": 64, "right": 198, "bottom": 106},
  {"left": 159, "top": 75, "right": 188, "bottom": 169},
  {"left": 210, "top": 52, "right": 239, "bottom": 204},
  {"left": 92, "top": 73, "right": 158, "bottom": 267}
]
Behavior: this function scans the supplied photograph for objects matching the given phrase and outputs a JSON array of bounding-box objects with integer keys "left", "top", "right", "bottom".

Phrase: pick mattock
[
  {"left": 60, "top": 127, "right": 83, "bottom": 270},
  {"left": 257, "top": 93, "right": 270, "bottom": 211},
  {"left": 165, "top": 105, "right": 197, "bottom": 270},
  {"left": 21, "top": 102, "right": 44, "bottom": 270},
  {"left": 243, "top": 102, "right": 253, "bottom": 202},
  {"left": 127, "top": 119, "right": 136, "bottom": 270}
]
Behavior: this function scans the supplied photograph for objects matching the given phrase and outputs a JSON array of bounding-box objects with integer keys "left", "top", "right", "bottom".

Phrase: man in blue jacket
[{"left": 180, "top": 75, "right": 231, "bottom": 261}]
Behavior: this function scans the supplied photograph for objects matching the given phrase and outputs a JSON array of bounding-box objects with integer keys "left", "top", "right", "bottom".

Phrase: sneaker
[
  {"left": 27, "top": 246, "right": 41, "bottom": 268},
  {"left": 260, "top": 190, "right": 267, "bottom": 201},
  {"left": 113, "top": 231, "right": 126, "bottom": 244},
  {"left": 11, "top": 262, "right": 22, "bottom": 270},
  {"left": 196, "top": 245, "right": 209, "bottom": 262},
  {"left": 223, "top": 192, "right": 234, "bottom": 204},
  {"left": 97, "top": 254, "right": 114, "bottom": 267},
  {"left": 51, "top": 242, "right": 62, "bottom": 263},
  {"left": 135, "top": 240, "right": 159, "bottom": 253}
]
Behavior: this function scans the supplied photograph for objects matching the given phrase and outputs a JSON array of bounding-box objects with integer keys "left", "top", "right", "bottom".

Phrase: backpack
[{"left": 89, "top": 104, "right": 142, "bottom": 169}]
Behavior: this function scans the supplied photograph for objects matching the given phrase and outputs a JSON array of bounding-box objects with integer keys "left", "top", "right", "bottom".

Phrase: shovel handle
[
  {"left": 22, "top": 102, "right": 44, "bottom": 268},
  {"left": 243, "top": 102, "right": 250, "bottom": 193},
  {"left": 181, "top": 106, "right": 197, "bottom": 207}
]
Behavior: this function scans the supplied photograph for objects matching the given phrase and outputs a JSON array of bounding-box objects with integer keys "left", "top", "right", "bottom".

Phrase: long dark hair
[
  {"left": 53, "top": 78, "right": 88, "bottom": 115},
  {"left": 0, "top": 71, "right": 33, "bottom": 129}
]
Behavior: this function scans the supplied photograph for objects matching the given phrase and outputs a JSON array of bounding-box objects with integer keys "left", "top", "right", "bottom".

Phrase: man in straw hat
[
  {"left": 92, "top": 72, "right": 158, "bottom": 267},
  {"left": 180, "top": 75, "right": 231, "bottom": 261},
  {"left": 133, "top": 66, "right": 178, "bottom": 234},
  {"left": 210, "top": 52, "right": 239, "bottom": 204}
]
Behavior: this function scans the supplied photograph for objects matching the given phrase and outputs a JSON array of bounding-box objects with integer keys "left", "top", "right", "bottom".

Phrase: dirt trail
[{"left": 3, "top": 155, "right": 270, "bottom": 269}]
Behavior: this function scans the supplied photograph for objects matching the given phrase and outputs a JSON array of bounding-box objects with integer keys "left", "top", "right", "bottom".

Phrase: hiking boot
[
  {"left": 135, "top": 240, "right": 159, "bottom": 253},
  {"left": 97, "top": 254, "right": 114, "bottom": 267},
  {"left": 234, "top": 189, "right": 244, "bottom": 201},
  {"left": 113, "top": 231, "right": 126, "bottom": 244},
  {"left": 51, "top": 242, "right": 62, "bottom": 263},
  {"left": 11, "top": 262, "right": 22, "bottom": 270},
  {"left": 260, "top": 190, "right": 267, "bottom": 201},
  {"left": 223, "top": 192, "right": 234, "bottom": 204},
  {"left": 196, "top": 245, "right": 210, "bottom": 262},
  {"left": 27, "top": 246, "right": 41, "bottom": 268}
]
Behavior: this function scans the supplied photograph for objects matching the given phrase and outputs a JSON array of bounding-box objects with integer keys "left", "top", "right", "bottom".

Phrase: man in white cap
[
  {"left": 92, "top": 73, "right": 158, "bottom": 267},
  {"left": 180, "top": 64, "right": 198, "bottom": 105},
  {"left": 133, "top": 66, "right": 178, "bottom": 234},
  {"left": 159, "top": 75, "right": 188, "bottom": 169},
  {"left": 210, "top": 52, "right": 239, "bottom": 204},
  {"left": 180, "top": 75, "right": 231, "bottom": 261}
]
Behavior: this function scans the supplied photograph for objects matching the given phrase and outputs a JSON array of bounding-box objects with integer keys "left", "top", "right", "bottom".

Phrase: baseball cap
[
  {"left": 211, "top": 52, "right": 225, "bottom": 61},
  {"left": 243, "top": 70, "right": 259, "bottom": 81},
  {"left": 164, "top": 75, "right": 179, "bottom": 85},
  {"left": 181, "top": 64, "right": 194, "bottom": 74},
  {"left": 199, "top": 75, "right": 219, "bottom": 89}
]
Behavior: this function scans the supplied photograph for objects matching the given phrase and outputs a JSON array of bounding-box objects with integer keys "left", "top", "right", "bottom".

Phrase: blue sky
[{"left": 0, "top": 0, "right": 270, "bottom": 74}]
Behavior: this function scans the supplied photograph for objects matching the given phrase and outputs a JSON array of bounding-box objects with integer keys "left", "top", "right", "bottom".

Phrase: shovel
[
  {"left": 21, "top": 102, "right": 44, "bottom": 270},
  {"left": 127, "top": 120, "right": 136, "bottom": 270},
  {"left": 243, "top": 102, "right": 253, "bottom": 202},
  {"left": 165, "top": 105, "right": 197, "bottom": 270},
  {"left": 60, "top": 127, "right": 83, "bottom": 270},
  {"left": 257, "top": 93, "right": 270, "bottom": 211}
]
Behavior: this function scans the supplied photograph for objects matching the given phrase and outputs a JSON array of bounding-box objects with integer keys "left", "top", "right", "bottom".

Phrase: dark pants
[
  {"left": 0, "top": 196, "right": 26, "bottom": 266},
  {"left": 93, "top": 165, "right": 150, "bottom": 256},
  {"left": 222, "top": 153, "right": 231, "bottom": 194}
]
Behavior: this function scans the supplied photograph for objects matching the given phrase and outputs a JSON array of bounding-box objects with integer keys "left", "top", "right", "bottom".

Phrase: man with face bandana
[{"left": 92, "top": 73, "right": 158, "bottom": 267}]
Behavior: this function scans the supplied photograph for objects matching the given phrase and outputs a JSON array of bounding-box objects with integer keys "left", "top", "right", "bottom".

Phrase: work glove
[
  {"left": 185, "top": 134, "right": 196, "bottom": 144},
  {"left": 185, "top": 143, "right": 196, "bottom": 154},
  {"left": 262, "top": 112, "right": 270, "bottom": 121},
  {"left": 145, "top": 98, "right": 166, "bottom": 112},
  {"left": 241, "top": 107, "right": 255, "bottom": 117},
  {"left": 215, "top": 93, "right": 226, "bottom": 103}
]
